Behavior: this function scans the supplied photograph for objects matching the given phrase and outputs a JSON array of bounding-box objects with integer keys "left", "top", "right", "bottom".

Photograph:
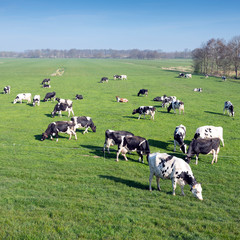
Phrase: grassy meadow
[{"left": 0, "top": 58, "right": 239, "bottom": 239}]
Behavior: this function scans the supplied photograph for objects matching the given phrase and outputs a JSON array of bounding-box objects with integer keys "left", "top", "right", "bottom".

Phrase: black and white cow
[
  {"left": 194, "top": 126, "right": 224, "bottom": 147},
  {"left": 113, "top": 75, "right": 121, "bottom": 80},
  {"left": 42, "top": 78, "right": 50, "bottom": 85},
  {"left": 132, "top": 106, "right": 156, "bottom": 120},
  {"left": 43, "top": 84, "right": 51, "bottom": 88},
  {"left": 71, "top": 116, "right": 96, "bottom": 134},
  {"left": 174, "top": 124, "right": 187, "bottom": 153},
  {"left": 137, "top": 89, "right": 148, "bottom": 96},
  {"left": 179, "top": 73, "right": 185, "bottom": 78},
  {"left": 56, "top": 98, "right": 73, "bottom": 107},
  {"left": 161, "top": 96, "right": 177, "bottom": 108},
  {"left": 100, "top": 77, "right": 108, "bottom": 83},
  {"left": 148, "top": 152, "right": 203, "bottom": 200},
  {"left": 103, "top": 130, "right": 134, "bottom": 153},
  {"left": 75, "top": 94, "right": 83, "bottom": 100},
  {"left": 3, "top": 85, "right": 10, "bottom": 94},
  {"left": 153, "top": 96, "right": 166, "bottom": 101},
  {"left": 13, "top": 93, "right": 31, "bottom": 104},
  {"left": 185, "top": 138, "right": 220, "bottom": 165},
  {"left": 33, "top": 95, "right": 40, "bottom": 106},
  {"left": 43, "top": 92, "right": 56, "bottom": 102},
  {"left": 223, "top": 101, "right": 234, "bottom": 117},
  {"left": 116, "top": 136, "right": 150, "bottom": 163},
  {"left": 41, "top": 121, "right": 77, "bottom": 142},
  {"left": 193, "top": 88, "right": 202, "bottom": 92},
  {"left": 222, "top": 76, "right": 226, "bottom": 81},
  {"left": 167, "top": 100, "right": 184, "bottom": 114},
  {"left": 51, "top": 102, "right": 74, "bottom": 117}
]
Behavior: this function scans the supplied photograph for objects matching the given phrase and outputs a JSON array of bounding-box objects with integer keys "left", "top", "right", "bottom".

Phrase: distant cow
[
  {"left": 75, "top": 94, "right": 83, "bottom": 100},
  {"left": 185, "top": 138, "right": 220, "bottom": 165},
  {"left": 185, "top": 74, "right": 192, "bottom": 78},
  {"left": 222, "top": 76, "right": 226, "bottom": 81},
  {"left": 42, "top": 78, "right": 50, "bottom": 85},
  {"left": 100, "top": 77, "right": 108, "bottom": 83},
  {"left": 113, "top": 75, "right": 121, "bottom": 80},
  {"left": 161, "top": 96, "right": 177, "bottom": 108},
  {"left": 167, "top": 100, "right": 184, "bottom": 114},
  {"left": 13, "top": 93, "right": 31, "bottom": 104},
  {"left": 56, "top": 98, "right": 73, "bottom": 107},
  {"left": 194, "top": 126, "right": 224, "bottom": 147},
  {"left": 103, "top": 130, "right": 134, "bottom": 154},
  {"left": 153, "top": 96, "right": 166, "bottom": 101},
  {"left": 41, "top": 121, "right": 77, "bottom": 142},
  {"left": 43, "top": 84, "right": 51, "bottom": 88},
  {"left": 71, "top": 116, "right": 96, "bottom": 134},
  {"left": 137, "top": 89, "right": 148, "bottom": 96},
  {"left": 116, "top": 135, "right": 150, "bottom": 163},
  {"left": 174, "top": 124, "right": 187, "bottom": 153},
  {"left": 43, "top": 92, "right": 56, "bottom": 102},
  {"left": 148, "top": 152, "right": 203, "bottom": 200},
  {"left": 52, "top": 102, "right": 74, "bottom": 117},
  {"left": 132, "top": 106, "right": 156, "bottom": 120},
  {"left": 120, "top": 75, "right": 127, "bottom": 80},
  {"left": 223, "top": 101, "right": 234, "bottom": 117},
  {"left": 179, "top": 73, "right": 185, "bottom": 78},
  {"left": 116, "top": 96, "right": 128, "bottom": 102},
  {"left": 3, "top": 85, "right": 10, "bottom": 94},
  {"left": 193, "top": 88, "right": 202, "bottom": 92},
  {"left": 33, "top": 95, "right": 40, "bottom": 106}
]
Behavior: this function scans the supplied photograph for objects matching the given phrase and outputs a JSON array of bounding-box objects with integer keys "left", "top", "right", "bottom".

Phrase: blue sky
[{"left": 0, "top": 0, "right": 240, "bottom": 52}]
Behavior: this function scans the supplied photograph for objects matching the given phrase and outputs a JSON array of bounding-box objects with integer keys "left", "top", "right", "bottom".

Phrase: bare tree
[{"left": 228, "top": 36, "right": 240, "bottom": 78}]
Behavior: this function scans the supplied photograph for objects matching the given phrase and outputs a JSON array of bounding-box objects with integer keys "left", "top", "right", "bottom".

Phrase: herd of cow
[{"left": 2, "top": 72, "right": 236, "bottom": 201}]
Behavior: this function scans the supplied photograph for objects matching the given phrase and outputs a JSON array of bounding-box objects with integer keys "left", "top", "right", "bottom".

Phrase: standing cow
[
  {"left": 137, "top": 89, "right": 148, "bottom": 96},
  {"left": 223, "top": 101, "right": 234, "bottom": 117},
  {"left": 167, "top": 100, "right": 184, "bottom": 114},
  {"left": 43, "top": 92, "right": 56, "bottom": 102},
  {"left": 116, "top": 135, "right": 150, "bottom": 163},
  {"left": 100, "top": 77, "right": 108, "bottom": 83},
  {"left": 132, "top": 106, "right": 156, "bottom": 120},
  {"left": 185, "top": 138, "right": 220, "bottom": 165},
  {"left": 174, "top": 124, "right": 187, "bottom": 153},
  {"left": 3, "top": 86, "right": 10, "bottom": 94},
  {"left": 71, "top": 116, "right": 96, "bottom": 134},
  {"left": 148, "top": 152, "right": 203, "bottom": 200},
  {"left": 51, "top": 102, "right": 74, "bottom": 117},
  {"left": 103, "top": 130, "right": 134, "bottom": 154},
  {"left": 13, "top": 93, "right": 31, "bottom": 104},
  {"left": 33, "top": 95, "right": 40, "bottom": 106}
]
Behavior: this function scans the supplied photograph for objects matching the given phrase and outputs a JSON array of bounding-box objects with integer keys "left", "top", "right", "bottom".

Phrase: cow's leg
[
  {"left": 138, "top": 153, "right": 143, "bottom": 163},
  {"left": 180, "top": 184, "right": 185, "bottom": 196},
  {"left": 211, "top": 150, "right": 216, "bottom": 164},
  {"left": 174, "top": 140, "right": 176, "bottom": 152},
  {"left": 223, "top": 107, "right": 226, "bottom": 115},
  {"left": 196, "top": 155, "right": 199, "bottom": 165},
  {"left": 149, "top": 172, "right": 154, "bottom": 191},
  {"left": 172, "top": 178, "right": 177, "bottom": 196},
  {"left": 156, "top": 177, "right": 161, "bottom": 191},
  {"left": 116, "top": 149, "right": 121, "bottom": 162},
  {"left": 83, "top": 127, "right": 89, "bottom": 134},
  {"left": 72, "top": 130, "right": 77, "bottom": 140},
  {"left": 221, "top": 138, "right": 224, "bottom": 147},
  {"left": 138, "top": 114, "right": 142, "bottom": 120}
]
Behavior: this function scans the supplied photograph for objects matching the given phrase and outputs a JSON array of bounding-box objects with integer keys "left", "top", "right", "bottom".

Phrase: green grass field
[{"left": 0, "top": 58, "right": 239, "bottom": 239}]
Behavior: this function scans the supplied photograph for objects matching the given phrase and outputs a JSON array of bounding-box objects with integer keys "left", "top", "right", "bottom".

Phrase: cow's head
[
  {"left": 41, "top": 132, "right": 48, "bottom": 141},
  {"left": 132, "top": 109, "right": 137, "bottom": 115},
  {"left": 91, "top": 125, "right": 96, "bottom": 132},
  {"left": 181, "top": 144, "right": 187, "bottom": 154},
  {"left": 184, "top": 156, "right": 191, "bottom": 164},
  {"left": 13, "top": 96, "right": 19, "bottom": 104},
  {"left": 51, "top": 111, "right": 55, "bottom": 117},
  {"left": 56, "top": 97, "right": 60, "bottom": 102},
  {"left": 191, "top": 183, "right": 203, "bottom": 200}
]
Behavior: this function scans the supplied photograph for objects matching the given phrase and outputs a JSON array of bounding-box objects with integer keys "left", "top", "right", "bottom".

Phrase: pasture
[{"left": 0, "top": 58, "right": 239, "bottom": 239}]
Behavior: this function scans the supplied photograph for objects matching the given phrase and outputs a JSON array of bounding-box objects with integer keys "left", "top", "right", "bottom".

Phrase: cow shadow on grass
[
  {"left": 99, "top": 175, "right": 148, "bottom": 190},
  {"left": 34, "top": 134, "right": 43, "bottom": 141},
  {"left": 204, "top": 111, "right": 224, "bottom": 116},
  {"left": 44, "top": 113, "right": 53, "bottom": 118},
  {"left": 148, "top": 139, "right": 170, "bottom": 151}
]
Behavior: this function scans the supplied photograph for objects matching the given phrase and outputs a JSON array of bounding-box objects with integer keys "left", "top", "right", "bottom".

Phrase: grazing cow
[
  {"left": 33, "top": 95, "right": 40, "bottom": 106},
  {"left": 222, "top": 76, "right": 226, "bottom": 81},
  {"left": 41, "top": 121, "right": 77, "bottom": 142},
  {"left": 174, "top": 124, "right": 187, "bottom": 153},
  {"left": 113, "top": 75, "right": 121, "bottom": 80},
  {"left": 148, "top": 152, "right": 203, "bottom": 200},
  {"left": 137, "top": 89, "right": 148, "bottom": 97},
  {"left": 120, "top": 75, "right": 127, "bottom": 80},
  {"left": 52, "top": 102, "right": 74, "bottom": 117},
  {"left": 179, "top": 73, "right": 185, "bottom": 78},
  {"left": 42, "top": 78, "right": 50, "bottom": 85},
  {"left": 103, "top": 130, "right": 134, "bottom": 154},
  {"left": 56, "top": 98, "right": 73, "bottom": 107},
  {"left": 3, "top": 86, "right": 10, "bottom": 94},
  {"left": 43, "top": 84, "right": 51, "bottom": 88},
  {"left": 193, "top": 88, "right": 202, "bottom": 92},
  {"left": 43, "top": 92, "right": 56, "bottom": 102},
  {"left": 185, "top": 138, "right": 220, "bottom": 165},
  {"left": 194, "top": 126, "right": 224, "bottom": 147},
  {"left": 13, "top": 93, "right": 31, "bottom": 104},
  {"left": 223, "top": 101, "right": 234, "bottom": 117},
  {"left": 167, "top": 100, "right": 184, "bottom": 114},
  {"left": 75, "top": 94, "right": 83, "bottom": 100},
  {"left": 116, "top": 96, "right": 128, "bottom": 102},
  {"left": 185, "top": 74, "right": 192, "bottom": 78},
  {"left": 116, "top": 135, "right": 150, "bottom": 163},
  {"left": 71, "top": 116, "right": 96, "bottom": 134},
  {"left": 161, "top": 96, "right": 177, "bottom": 108},
  {"left": 100, "top": 77, "right": 108, "bottom": 83},
  {"left": 132, "top": 106, "right": 156, "bottom": 120},
  {"left": 153, "top": 96, "right": 166, "bottom": 101}
]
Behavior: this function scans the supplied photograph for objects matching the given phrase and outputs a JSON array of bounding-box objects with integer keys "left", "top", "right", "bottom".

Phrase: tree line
[
  {"left": 0, "top": 48, "right": 192, "bottom": 59},
  {"left": 192, "top": 36, "right": 240, "bottom": 78}
]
